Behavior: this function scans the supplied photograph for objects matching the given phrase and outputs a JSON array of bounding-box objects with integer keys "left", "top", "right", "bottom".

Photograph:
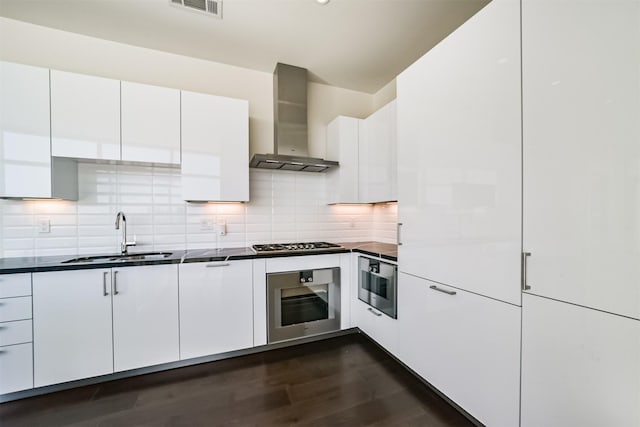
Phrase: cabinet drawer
[
  {"left": 0, "top": 320, "right": 32, "bottom": 346},
  {"left": 0, "top": 343, "right": 34, "bottom": 394},
  {"left": 0, "top": 274, "right": 31, "bottom": 298},
  {"left": 0, "top": 297, "right": 32, "bottom": 322},
  {"left": 354, "top": 299, "right": 398, "bottom": 354}
]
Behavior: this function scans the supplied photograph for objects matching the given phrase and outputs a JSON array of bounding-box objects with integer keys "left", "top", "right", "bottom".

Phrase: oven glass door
[{"left": 280, "top": 284, "right": 329, "bottom": 326}]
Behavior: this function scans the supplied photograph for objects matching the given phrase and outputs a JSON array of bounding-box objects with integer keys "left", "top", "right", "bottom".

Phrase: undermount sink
[{"left": 61, "top": 252, "right": 173, "bottom": 264}]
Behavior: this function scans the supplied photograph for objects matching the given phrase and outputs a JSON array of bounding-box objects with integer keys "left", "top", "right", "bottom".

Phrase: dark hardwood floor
[{"left": 0, "top": 334, "right": 474, "bottom": 427}]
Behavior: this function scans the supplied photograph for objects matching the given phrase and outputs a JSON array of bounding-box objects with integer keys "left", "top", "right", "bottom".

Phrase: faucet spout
[{"left": 115, "top": 211, "right": 135, "bottom": 254}]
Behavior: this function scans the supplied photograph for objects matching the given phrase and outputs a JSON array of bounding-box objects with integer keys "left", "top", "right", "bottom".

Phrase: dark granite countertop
[
  {"left": 339, "top": 241, "right": 398, "bottom": 262},
  {"left": 0, "top": 242, "right": 395, "bottom": 274}
]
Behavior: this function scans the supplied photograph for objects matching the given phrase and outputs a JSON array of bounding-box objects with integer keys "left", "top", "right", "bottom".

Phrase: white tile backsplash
[{"left": 0, "top": 165, "right": 397, "bottom": 257}]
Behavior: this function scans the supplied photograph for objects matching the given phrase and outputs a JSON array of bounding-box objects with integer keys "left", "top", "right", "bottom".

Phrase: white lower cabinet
[
  {"left": 0, "top": 343, "right": 33, "bottom": 394},
  {"left": 112, "top": 265, "right": 179, "bottom": 372},
  {"left": 179, "top": 261, "right": 253, "bottom": 360},
  {"left": 522, "top": 294, "right": 640, "bottom": 427},
  {"left": 33, "top": 264, "right": 179, "bottom": 387},
  {"left": 354, "top": 299, "right": 398, "bottom": 355},
  {"left": 33, "top": 269, "right": 113, "bottom": 387},
  {"left": 1, "top": 272, "right": 34, "bottom": 394},
  {"left": 396, "top": 273, "right": 521, "bottom": 427}
]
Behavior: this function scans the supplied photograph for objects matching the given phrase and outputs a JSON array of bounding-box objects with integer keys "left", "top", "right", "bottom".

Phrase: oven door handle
[
  {"left": 364, "top": 270, "right": 394, "bottom": 281},
  {"left": 367, "top": 307, "right": 383, "bottom": 317}
]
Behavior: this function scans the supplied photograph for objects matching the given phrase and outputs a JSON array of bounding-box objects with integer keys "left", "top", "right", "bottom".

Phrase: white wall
[{"left": 372, "top": 79, "right": 397, "bottom": 111}]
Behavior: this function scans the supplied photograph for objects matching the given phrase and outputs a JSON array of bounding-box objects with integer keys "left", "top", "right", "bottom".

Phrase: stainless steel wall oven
[
  {"left": 358, "top": 256, "right": 397, "bottom": 318},
  {"left": 267, "top": 267, "right": 341, "bottom": 343}
]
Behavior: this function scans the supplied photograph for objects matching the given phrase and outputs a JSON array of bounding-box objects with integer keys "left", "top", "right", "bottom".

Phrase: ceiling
[{"left": 0, "top": 0, "right": 489, "bottom": 93}]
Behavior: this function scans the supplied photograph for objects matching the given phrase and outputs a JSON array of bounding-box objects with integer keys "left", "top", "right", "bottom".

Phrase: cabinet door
[
  {"left": 179, "top": 260, "right": 253, "bottom": 360},
  {"left": 397, "top": 273, "right": 521, "bottom": 427},
  {"left": 396, "top": 0, "right": 521, "bottom": 305},
  {"left": 51, "top": 70, "right": 120, "bottom": 161},
  {"left": 0, "top": 343, "right": 33, "bottom": 394},
  {"left": 522, "top": 294, "right": 640, "bottom": 427},
  {"left": 0, "top": 61, "right": 52, "bottom": 198},
  {"left": 359, "top": 100, "right": 397, "bottom": 203},
  {"left": 181, "top": 91, "right": 249, "bottom": 202},
  {"left": 326, "top": 116, "right": 360, "bottom": 204},
  {"left": 522, "top": 0, "right": 640, "bottom": 319},
  {"left": 112, "top": 264, "right": 179, "bottom": 371},
  {"left": 33, "top": 269, "right": 113, "bottom": 387},
  {"left": 353, "top": 299, "right": 398, "bottom": 355},
  {"left": 121, "top": 81, "right": 180, "bottom": 165}
]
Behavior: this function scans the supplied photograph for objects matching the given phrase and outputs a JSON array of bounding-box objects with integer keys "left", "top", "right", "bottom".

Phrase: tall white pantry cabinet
[
  {"left": 396, "top": 0, "right": 522, "bottom": 425},
  {"left": 397, "top": 0, "right": 640, "bottom": 425},
  {"left": 520, "top": 0, "right": 640, "bottom": 425}
]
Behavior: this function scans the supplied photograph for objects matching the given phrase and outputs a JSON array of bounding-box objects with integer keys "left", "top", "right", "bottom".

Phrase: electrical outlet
[
  {"left": 38, "top": 219, "right": 51, "bottom": 233},
  {"left": 217, "top": 220, "right": 227, "bottom": 236}
]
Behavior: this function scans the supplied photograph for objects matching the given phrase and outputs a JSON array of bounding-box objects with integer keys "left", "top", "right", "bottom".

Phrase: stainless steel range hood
[{"left": 249, "top": 63, "right": 338, "bottom": 172}]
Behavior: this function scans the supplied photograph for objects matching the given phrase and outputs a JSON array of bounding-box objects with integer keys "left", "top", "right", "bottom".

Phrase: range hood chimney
[{"left": 249, "top": 63, "right": 338, "bottom": 172}]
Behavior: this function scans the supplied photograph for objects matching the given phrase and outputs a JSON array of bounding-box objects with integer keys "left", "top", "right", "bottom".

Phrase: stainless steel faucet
[{"left": 115, "top": 211, "right": 136, "bottom": 255}]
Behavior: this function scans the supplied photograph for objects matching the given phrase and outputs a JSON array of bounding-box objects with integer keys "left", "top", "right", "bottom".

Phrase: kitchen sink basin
[{"left": 61, "top": 252, "right": 173, "bottom": 264}]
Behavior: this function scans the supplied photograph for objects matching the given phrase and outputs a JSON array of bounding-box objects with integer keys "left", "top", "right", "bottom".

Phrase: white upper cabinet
[
  {"left": 0, "top": 61, "right": 51, "bottom": 198},
  {"left": 51, "top": 70, "right": 121, "bottom": 161},
  {"left": 121, "top": 81, "right": 180, "bottom": 165},
  {"left": 521, "top": 294, "right": 640, "bottom": 427},
  {"left": 326, "top": 116, "right": 359, "bottom": 204},
  {"left": 396, "top": 0, "right": 521, "bottom": 305},
  {"left": 522, "top": 0, "right": 640, "bottom": 319},
  {"left": 179, "top": 260, "right": 254, "bottom": 360},
  {"left": 181, "top": 91, "right": 249, "bottom": 202},
  {"left": 359, "top": 100, "right": 397, "bottom": 203},
  {"left": 112, "top": 264, "right": 179, "bottom": 372},
  {"left": 326, "top": 101, "right": 397, "bottom": 204},
  {"left": 0, "top": 62, "right": 77, "bottom": 200}
]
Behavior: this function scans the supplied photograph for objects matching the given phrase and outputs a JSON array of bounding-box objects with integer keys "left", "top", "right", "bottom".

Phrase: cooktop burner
[{"left": 252, "top": 242, "right": 343, "bottom": 254}]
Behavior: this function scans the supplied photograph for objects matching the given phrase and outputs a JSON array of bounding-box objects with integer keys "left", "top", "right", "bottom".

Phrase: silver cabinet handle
[
  {"left": 430, "top": 285, "right": 456, "bottom": 295},
  {"left": 522, "top": 252, "right": 532, "bottom": 290},
  {"left": 113, "top": 271, "right": 119, "bottom": 295},
  {"left": 103, "top": 272, "right": 109, "bottom": 296},
  {"left": 367, "top": 307, "right": 382, "bottom": 317},
  {"left": 206, "top": 263, "right": 230, "bottom": 268},
  {"left": 397, "top": 223, "right": 403, "bottom": 246}
]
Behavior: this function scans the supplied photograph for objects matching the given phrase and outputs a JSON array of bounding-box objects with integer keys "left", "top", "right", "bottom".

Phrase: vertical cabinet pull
[
  {"left": 522, "top": 252, "right": 532, "bottom": 291},
  {"left": 103, "top": 272, "right": 109, "bottom": 296},
  {"left": 113, "top": 271, "right": 119, "bottom": 295},
  {"left": 397, "top": 223, "right": 403, "bottom": 246}
]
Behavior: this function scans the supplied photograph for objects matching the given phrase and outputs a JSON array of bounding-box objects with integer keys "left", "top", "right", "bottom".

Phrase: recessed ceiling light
[{"left": 316, "top": 0, "right": 330, "bottom": 5}]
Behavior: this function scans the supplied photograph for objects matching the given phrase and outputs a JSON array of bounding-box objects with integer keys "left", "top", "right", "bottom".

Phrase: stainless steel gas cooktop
[{"left": 252, "top": 242, "right": 343, "bottom": 255}]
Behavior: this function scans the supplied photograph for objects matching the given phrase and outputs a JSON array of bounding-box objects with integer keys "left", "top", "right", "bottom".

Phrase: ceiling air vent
[{"left": 170, "top": 0, "right": 222, "bottom": 18}]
